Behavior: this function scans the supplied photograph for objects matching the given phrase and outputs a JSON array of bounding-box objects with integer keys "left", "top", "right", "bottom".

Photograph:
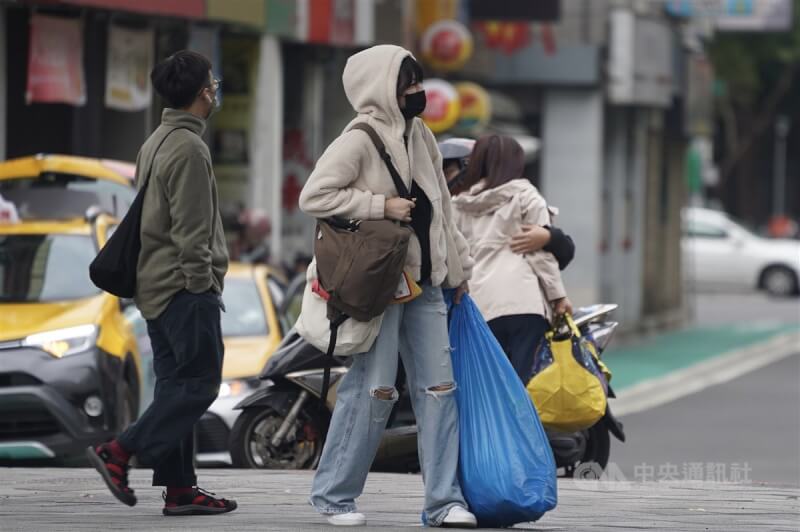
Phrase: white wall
[
  {"left": 601, "top": 107, "right": 648, "bottom": 324},
  {"left": 541, "top": 89, "right": 604, "bottom": 306},
  {"left": 354, "top": 0, "right": 375, "bottom": 45},
  {"left": 250, "top": 35, "right": 284, "bottom": 261}
]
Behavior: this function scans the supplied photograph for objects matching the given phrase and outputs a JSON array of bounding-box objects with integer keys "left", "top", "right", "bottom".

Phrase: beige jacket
[
  {"left": 452, "top": 179, "right": 566, "bottom": 323},
  {"left": 296, "top": 44, "right": 474, "bottom": 355}
]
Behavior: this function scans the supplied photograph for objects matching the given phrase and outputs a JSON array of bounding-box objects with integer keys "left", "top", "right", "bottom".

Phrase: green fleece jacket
[{"left": 134, "top": 109, "right": 228, "bottom": 319}]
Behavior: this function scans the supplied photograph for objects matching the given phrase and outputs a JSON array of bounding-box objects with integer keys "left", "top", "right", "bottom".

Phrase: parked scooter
[
  {"left": 544, "top": 304, "right": 627, "bottom": 476},
  {"left": 230, "top": 301, "right": 625, "bottom": 475}
]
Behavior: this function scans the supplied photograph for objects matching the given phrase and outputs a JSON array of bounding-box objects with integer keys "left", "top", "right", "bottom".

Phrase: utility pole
[{"left": 772, "top": 115, "right": 790, "bottom": 216}]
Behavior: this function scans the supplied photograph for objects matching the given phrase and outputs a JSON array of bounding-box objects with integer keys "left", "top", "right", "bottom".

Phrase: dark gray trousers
[{"left": 118, "top": 290, "right": 224, "bottom": 487}]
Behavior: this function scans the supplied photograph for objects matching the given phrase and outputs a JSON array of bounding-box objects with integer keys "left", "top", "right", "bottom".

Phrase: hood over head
[
  {"left": 452, "top": 179, "right": 534, "bottom": 216},
  {"left": 342, "top": 45, "right": 416, "bottom": 137}
]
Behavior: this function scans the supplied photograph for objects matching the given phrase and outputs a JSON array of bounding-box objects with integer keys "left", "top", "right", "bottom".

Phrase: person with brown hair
[
  {"left": 440, "top": 137, "right": 575, "bottom": 270},
  {"left": 451, "top": 134, "right": 572, "bottom": 383}
]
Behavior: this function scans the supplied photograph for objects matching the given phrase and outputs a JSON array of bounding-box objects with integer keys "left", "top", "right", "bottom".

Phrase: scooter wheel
[{"left": 230, "top": 406, "right": 326, "bottom": 469}]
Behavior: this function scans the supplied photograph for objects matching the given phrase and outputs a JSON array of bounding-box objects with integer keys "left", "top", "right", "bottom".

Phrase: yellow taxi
[
  {"left": 0, "top": 154, "right": 136, "bottom": 220},
  {"left": 0, "top": 154, "right": 290, "bottom": 465},
  {"left": 196, "top": 263, "right": 289, "bottom": 465},
  {"left": 0, "top": 212, "right": 153, "bottom": 461}
]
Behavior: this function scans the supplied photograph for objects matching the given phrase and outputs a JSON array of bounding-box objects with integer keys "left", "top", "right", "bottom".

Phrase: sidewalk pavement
[{"left": 1, "top": 469, "right": 798, "bottom": 531}]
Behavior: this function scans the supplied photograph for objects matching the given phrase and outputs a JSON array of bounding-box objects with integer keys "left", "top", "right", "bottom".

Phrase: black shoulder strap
[
  {"left": 319, "top": 312, "right": 349, "bottom": 408},
  {"left": 350, "top": 122, "right": 411, "bottom": 199},
  {"left": 138, "top": 127, "right": 188, "bottom": 190}
]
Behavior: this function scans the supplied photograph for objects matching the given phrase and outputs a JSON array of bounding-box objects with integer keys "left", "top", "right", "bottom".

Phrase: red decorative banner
[
  {"left": 475, "top": 21, "right": 532, "bottom": 55},
  {"left": 26, "top": 14, "right": 86, "bottom": 105},
  {"left": 540, "top": 24, "right": 558, "bottom": 55},
  {"left": 307, "top": 0, "right": 355, "bottom": 45},
  {"left": 307, "top": 0, "right": 333, "bottom": 43},
  {"left": 62, "top": 0, "right": 204, "bottom": 19}
]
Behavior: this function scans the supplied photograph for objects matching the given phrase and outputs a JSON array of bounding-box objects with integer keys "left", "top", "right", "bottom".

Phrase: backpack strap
[
  {"left": 320, "top": 311, "right": 349, "bottom": 407},
  {"left": 350, "top": 122, "right": 411, "bottom": 200}
]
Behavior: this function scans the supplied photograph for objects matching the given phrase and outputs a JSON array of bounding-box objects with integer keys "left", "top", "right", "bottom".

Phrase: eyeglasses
[{"left": 207, "top": 78, "right": 222, "bottom": 93}]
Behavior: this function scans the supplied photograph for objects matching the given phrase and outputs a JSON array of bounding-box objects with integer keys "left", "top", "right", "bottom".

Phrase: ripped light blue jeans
[{"left": 309, "top": 284, "right": 467, "bottom": 526}]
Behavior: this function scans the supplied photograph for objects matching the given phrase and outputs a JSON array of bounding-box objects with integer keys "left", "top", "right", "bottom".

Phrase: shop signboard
[
  {"left": 212, "top": 37, "right": 259, "bottom": 209},
  {"left": 665, "top": 0, "right": 792, "bottom": 32},
  {"left": 453, "top": 81, "right": 491, "bottom": 135},
  {"left": 26, "top": 14, "right": 86, "bottom": 106},
  {"left": 422, "top": 79, "right": 461, "bottom": 134},
  {"left": 420, "top": 20, "right": 474, "bottom": 72},
  {"left": 105, "top": 25, "right": 154, "bottom": 112},
  {"left": 607, "top": 10, "right": 673, "bottom": 107}
]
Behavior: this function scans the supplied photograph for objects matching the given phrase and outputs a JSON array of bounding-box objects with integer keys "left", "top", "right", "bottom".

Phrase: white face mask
[
  {"left": 205, "top": 78, "right": 222, "bottom": 119},
  {"left": 211, "top": 93, "right": 221, "bottom": 110},
  {"left": 205, "top": 92, "right": 220, "bottom": 119}
]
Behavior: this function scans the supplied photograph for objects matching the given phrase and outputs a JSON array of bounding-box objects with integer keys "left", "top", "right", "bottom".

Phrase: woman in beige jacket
[
  {"left": 451, "top": 135, "right": 572, "bottom": 383},
  {"left": 298, "top": 45, "right": 476, "bottom": 528}
]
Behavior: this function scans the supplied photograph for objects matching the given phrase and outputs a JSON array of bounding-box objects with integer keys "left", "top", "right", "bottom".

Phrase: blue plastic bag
[{"left": 446, "top": 291, "right": 557, "bottom": 527}]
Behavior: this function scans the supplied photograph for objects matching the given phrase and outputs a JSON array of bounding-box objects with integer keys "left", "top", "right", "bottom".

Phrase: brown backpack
[
  {"left": 315, "top": 216, "right": 411, "bottom": 322},
  {"left": 313, "top": 122, "right": 413, "bottom": 398}
]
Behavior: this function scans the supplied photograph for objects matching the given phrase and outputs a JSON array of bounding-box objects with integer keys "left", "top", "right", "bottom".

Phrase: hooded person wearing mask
[{"left": 298, "top": 45, "right": 476, "bottom": 528}]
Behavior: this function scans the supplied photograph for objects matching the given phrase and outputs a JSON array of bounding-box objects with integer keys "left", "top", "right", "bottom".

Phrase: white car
[{"left": 682, "top": 207, "right": 800, "bottom": 297}]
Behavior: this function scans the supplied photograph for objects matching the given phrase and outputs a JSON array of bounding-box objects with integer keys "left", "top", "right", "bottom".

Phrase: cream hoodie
[
  {"left": 296, "top": 45, "right": 474, "bottom": 355},
  {"left": 452, "top": 179, "right": 567, "bottom": 323}
]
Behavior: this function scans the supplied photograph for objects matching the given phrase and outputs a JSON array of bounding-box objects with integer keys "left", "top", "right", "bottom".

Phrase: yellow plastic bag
[{"left": 527, "top": 315, "right": 608, "bottom": 433}]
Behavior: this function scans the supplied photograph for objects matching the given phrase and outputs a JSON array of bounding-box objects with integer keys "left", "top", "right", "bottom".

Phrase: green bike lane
[{"left": 604, "top": 321, "right": 799, "bottom": 392}]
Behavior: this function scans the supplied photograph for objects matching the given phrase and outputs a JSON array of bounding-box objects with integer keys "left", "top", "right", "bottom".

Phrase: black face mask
[{"left": 401, "top": 91, "right": 427, "bottom": 119}]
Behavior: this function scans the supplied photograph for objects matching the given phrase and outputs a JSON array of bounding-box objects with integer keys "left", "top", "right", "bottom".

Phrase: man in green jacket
[{"left": 87, "top": 51, "right": 235, "bottom": 516}]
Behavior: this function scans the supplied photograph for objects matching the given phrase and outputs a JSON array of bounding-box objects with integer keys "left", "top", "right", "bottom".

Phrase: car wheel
[
  {"left": 761, "top": 266, "right": 799, "bottom": 297},
  {"left": 230, "top": 406, "right": 325, "bottom": 470}
]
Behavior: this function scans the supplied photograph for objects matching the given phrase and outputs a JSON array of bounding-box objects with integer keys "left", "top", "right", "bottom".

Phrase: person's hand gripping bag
[{"left": 445, "top": 291, "right": 557, "bottom": 527}]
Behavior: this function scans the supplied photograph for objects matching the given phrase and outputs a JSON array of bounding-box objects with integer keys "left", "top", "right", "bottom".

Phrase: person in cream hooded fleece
[
  {"left": 451, "top": 135, "right": 572, "bottom": 384},
  {"left": 298, "top": 46, "right": 477, "bottom": 528}
]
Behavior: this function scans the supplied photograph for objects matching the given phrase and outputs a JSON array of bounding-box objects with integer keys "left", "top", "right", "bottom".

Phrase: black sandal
[
  {"left": 162, "top": 487, "right": 238, "bottom": 516},
  {"left": 85, "top": 444, "right": 137, "bottom": 507}
]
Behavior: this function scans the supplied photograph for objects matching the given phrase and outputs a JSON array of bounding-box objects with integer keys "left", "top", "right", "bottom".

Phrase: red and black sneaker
[
  {"left": 85, "top": 444, "right": 136, "bottom": 507},
  {"left": 162, "top": 487, "right": 238, "bottom": 516}
]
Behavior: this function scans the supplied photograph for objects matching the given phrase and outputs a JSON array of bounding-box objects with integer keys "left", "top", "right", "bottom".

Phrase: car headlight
[
  {"left": 218, "top": 379, "right": 254, "bottom": 398},
  {"left": 23, "top": 324, "right": 98, "bottom": 358}
]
